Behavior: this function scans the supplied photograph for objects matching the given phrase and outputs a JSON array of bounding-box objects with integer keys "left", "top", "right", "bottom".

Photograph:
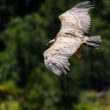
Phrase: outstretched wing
[
  {"left": 44, "top": 37, "right": 83, "bottom": 75},
  {"left": 59, "top": 1, "right": 93, "bottom": 33}
]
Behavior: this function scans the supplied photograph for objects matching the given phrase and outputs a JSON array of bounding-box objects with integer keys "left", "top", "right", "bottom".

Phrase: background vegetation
[{"left": 0, "top": 0, "right": 110, "bottom": 110}]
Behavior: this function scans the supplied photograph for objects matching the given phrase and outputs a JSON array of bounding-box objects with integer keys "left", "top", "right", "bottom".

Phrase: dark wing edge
[
  {"left": 44, "top": 41, "right": 82, "bottom": 75},
  {"left": 69, "top": 1, "right": 94, "bottom": 33}
]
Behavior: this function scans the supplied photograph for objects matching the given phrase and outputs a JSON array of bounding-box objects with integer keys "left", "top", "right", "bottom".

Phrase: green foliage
[
  {"left": 0, "top": 13, "right": 47, "bottom": 84},
  {"left": 74, "top": 90, "right": 110, "bottom": 110},
  {"left": 0, "top": 0, "right": 110, "bottom": 110},
  {"left": 0, "top": 101, "right": 20, "bottom": 110}
]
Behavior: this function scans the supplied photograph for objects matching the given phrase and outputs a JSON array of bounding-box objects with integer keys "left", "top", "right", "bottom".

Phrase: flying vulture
[{"left": 43, "top": 1, "right": 102, "bottom": 75}]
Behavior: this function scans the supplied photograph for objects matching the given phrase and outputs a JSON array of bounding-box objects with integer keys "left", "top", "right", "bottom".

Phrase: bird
[{"left": 43, "top": 1, "right": 102, "bottom": 75}]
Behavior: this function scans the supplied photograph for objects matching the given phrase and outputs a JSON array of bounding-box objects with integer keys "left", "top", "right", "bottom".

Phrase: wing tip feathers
[{"left": 74, "top": 1, "right": 94, "bottom": 9}]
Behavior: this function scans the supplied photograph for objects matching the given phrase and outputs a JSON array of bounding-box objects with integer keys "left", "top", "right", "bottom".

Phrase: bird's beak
[{"left": 46, "top": 39, "right": 55, "bottom": 47}]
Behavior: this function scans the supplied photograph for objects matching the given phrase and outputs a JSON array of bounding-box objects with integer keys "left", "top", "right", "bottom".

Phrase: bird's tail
[{"left": 86, "top": 36, "right": 102, "bottom": 48}]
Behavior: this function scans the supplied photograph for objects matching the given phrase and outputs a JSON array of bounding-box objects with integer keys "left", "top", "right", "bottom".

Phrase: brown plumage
[{"left": 43, "top": 1, "right": 102, "bottom": 75}]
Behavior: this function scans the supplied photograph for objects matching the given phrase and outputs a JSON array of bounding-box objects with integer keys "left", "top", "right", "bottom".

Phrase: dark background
[{"left": 0, "top": 0, "right": 110, "bottom": 110}]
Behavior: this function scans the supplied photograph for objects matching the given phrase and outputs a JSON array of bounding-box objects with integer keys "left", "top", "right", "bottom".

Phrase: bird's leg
[
  {"left": 75, "top": 45, "right": 84, "bottom": 65},
  {"left": 46, "top": 39, "right": 55, "bottom": 46}
]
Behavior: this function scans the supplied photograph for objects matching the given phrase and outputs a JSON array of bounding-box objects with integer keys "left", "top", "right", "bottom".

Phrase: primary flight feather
[{"left": 43, "top": 1, "right": 102, "bottom": 75}]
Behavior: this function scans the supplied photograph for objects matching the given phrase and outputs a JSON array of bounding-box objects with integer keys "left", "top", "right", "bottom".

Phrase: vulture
[{"left": 43, "top": 1, "right": 102, "bottom": 75}]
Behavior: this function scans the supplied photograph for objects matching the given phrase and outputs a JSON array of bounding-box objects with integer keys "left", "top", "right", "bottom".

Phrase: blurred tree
[
  {"left": 0, "top": 0, "right": 44, "bottom": 30},
  {"left": 0, "top": 13, "right": 48, "bottom": 85},
  {"left": 0, "top": 0, "right": 110, "bottom": 110}
]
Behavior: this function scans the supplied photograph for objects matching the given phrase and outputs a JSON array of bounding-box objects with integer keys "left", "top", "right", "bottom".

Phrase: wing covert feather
[{"left": 59, "top": 1, "right": 93, "bottom": 33}]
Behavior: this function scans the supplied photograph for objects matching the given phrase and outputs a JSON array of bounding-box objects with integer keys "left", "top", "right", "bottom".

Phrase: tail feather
[{"left": 86, "top": 36, "right": 102, "bottom": 48}]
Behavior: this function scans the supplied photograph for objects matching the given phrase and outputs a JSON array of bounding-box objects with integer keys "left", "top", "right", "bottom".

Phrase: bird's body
[{"left": 44, "top": 1, "right": 102, "bottom": 75}]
